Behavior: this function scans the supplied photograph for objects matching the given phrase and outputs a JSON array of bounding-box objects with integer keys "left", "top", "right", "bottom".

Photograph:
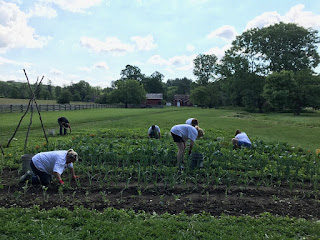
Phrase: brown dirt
[{"left": 1, "top": 168, "right": 320, "bottom": 219}]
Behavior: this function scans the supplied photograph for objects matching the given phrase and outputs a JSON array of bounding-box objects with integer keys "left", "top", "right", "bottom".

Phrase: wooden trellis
[{"left": 6, "top": 69, "right": 48, "bottom": 152}]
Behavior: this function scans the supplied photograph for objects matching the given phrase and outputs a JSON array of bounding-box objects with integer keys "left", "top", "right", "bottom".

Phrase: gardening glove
[
  {"left": 72, "top": 175, "right": 79, "bottom": 180},
  {"left": 59, "top": 180, "right": 64, "bottom": 185}
]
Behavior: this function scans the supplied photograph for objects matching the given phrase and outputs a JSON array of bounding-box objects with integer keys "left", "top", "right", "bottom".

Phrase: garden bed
[{"left": 1, "top": 168, "right": 320, "bottom": 220}]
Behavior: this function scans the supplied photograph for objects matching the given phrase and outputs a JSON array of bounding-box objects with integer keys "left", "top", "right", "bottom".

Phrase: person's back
[{"left": 148, "top": 125, "right": 160, "bottom": 139}]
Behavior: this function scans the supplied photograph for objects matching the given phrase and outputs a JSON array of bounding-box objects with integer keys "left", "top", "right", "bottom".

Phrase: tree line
[{"left": 1, "top": 22, "right": 319, "bottom": 114}]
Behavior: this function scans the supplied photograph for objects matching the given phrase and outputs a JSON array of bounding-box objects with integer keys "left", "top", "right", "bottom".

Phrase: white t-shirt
[
  {"left": 235, "top": 132, "right": 251, "bottom": 144},
  {"left": 170, "top": 124, "right": 198, "bottom": 142},
  {"left": 148, "top": 125, "right": 160, "bottom": 134},
  {"left": 32, "top": 150, "right": 73, "bottom": 175},
  {"left": 185, "top": 118, "right": 195, "bottom": 125}
]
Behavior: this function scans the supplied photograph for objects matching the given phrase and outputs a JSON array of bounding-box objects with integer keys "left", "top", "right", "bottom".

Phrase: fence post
[
  {"left": 10, "top": 105, "right": 13, "bottom": 112},
  {"left": 20, "top": 105, "right": 23, "bottom": 112}
]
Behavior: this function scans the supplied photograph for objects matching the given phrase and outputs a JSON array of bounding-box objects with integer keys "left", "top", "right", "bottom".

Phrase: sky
[{"left": 0, "top": 0, "right": 320, "bottom": 89}]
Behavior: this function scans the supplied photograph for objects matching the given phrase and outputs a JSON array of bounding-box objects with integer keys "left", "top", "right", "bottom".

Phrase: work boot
[{"left": 19, "top": 170, "right": 32, "bottom": 183}]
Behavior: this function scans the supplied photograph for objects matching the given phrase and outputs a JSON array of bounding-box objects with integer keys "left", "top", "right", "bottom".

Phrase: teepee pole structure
[{"left": 7, "top": 69, "right": 48, "bottom": 152}]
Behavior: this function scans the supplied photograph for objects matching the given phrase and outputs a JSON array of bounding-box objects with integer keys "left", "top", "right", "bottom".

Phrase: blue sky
[{"left": 0, "top": 0, "right": 320, "bottom": 88}]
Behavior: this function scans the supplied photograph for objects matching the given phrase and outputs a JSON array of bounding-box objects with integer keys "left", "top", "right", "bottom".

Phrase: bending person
[
  {"left": 170, "top": 124, "right": 204, "bottom": 169},
  {"left": 58, "top": 117, "right": 71, "bottom": 135},
  {"left": 185, "top": 118, "right": 199, "bottom": 127},
  {"left": 148, "top": 125, "right": 161, "bottom": 139},
  {"left": 232, "top": 130, "right": 252, "bottom": 149},
  {"left": 20, "top": 149, "right": 79, "bottom": 186}
]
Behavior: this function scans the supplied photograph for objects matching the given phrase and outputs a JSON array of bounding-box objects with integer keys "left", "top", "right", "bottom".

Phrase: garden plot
[{"left": 1, "top": 130, "right": 320, "bottom": 219}]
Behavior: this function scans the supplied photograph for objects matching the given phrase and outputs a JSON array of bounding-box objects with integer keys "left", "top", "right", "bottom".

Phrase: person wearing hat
[
  {"left": 170, "top": 124, "right": 204, "bottom": 169},
  {"left": 20, "top": 149, "right": 79, "bottom": 186},
  {"left": 58, "top": 117, "right": 71, "bottom": 135},
  {"left": 232, "top": 130, "right": 252, "bottom": 149},
  {"left": 148, "top": 125, "right": 161, "bottom": 139},
  {"left": 185, "top": 118, "right": 199, "bottom": 127}
]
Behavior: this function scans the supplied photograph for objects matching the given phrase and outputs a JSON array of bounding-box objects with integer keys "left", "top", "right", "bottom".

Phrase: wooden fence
[{"left": 0, "top": 104, "right": 125, "bottom": 113}]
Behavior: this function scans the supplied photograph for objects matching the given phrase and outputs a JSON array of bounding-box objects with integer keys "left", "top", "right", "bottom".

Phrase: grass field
[
  {"left": 1, "top": 106, "right": 320, "bottom": 239},
  {"left": 1, "top": 106, "right": 319, "bottom": 153}
]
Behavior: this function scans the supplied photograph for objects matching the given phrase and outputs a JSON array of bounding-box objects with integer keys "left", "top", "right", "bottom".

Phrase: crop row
[{"left": 17, "top": 129, "right": 319, "bottom": 191}]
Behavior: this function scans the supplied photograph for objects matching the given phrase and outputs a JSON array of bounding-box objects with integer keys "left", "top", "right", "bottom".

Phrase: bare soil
[{"left": 1, "top": 168, "right": 320, "bottom": 220}]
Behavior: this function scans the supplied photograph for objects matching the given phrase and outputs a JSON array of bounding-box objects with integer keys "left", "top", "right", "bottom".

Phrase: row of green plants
[
  {"left": 12, "top": 128, "right": 319, "bottom": 192},
  {"left": 1, "top": 207, "right": 319, "bottom": 239}
]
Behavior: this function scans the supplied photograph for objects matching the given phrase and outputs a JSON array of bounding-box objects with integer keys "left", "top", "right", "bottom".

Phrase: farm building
[
  {"left": 173, "top": 94, "right": 192, "bottom": 107},
  {"left": 145, "top": 93, "right": 163, "bottom": 106}
]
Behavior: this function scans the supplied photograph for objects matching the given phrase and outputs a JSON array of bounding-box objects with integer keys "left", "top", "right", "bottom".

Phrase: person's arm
[
  {"left": 53, "top": 172, "right": 64, "bottom": 184},
  {"left": 69, "top": 167, "right": 78, "bottom": 179},
  {"left": 188, "top": 140, "right": 194, "bottom": 155}
]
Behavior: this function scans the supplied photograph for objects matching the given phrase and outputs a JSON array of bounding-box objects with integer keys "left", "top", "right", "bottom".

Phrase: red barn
[
  {"left": 173, "top": 94, "right": 192, "bottom": 106},
  {"left": 145, "top": 93, "right": 163, "bottom": 106}
]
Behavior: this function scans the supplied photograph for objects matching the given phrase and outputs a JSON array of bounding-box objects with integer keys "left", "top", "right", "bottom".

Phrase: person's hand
[{"left": 59, "top": 179, "right": 64, "bottom": 185}]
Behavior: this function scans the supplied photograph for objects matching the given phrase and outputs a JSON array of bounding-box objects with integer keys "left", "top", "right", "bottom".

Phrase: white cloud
[
  {"left": 79, "top": 66, "right": 91, "bottom": 72},
  {"left": 131, "top": 34, "right": 157, "bottom": 51},
  {"left": 206, "top": 44, "right": 232, "bottom": 59},
  {"left": 44, "top": 0, "right": 103, "bottom": 13},
  {"left": 80, "top": 36, "right": 134, "bottom": 55},
  {"left": 186, "top": 44, "right": 195, "bottom": 52},
  {"left": 0, "top": 56, "right": 32, "bottom": 67},
  {"left": 208, "top": 25, "right": 238, "bottom": 40},
  {"left": 27, "top": 3, "right": 57, "bottom": 18},
  {"left": 50, "top": 68, "right": 63, "bottom": 75},
  {"left": 79, "top": 62, "right": 109, "bottom": 72},
  {"left": 246, "top": 4, "right": 320, "bottom": 30},
  {"left": 148, "top": 54, "right": 197, "bottom": 71},
  {"left": 94, "top": 61, "right": 109, "bottom": 70},
  {"left": 0, "top": 1, "right": 50, "bottom": 53},
  {"left": 284, "top": 4, "right": 320, "bottom": 29}
]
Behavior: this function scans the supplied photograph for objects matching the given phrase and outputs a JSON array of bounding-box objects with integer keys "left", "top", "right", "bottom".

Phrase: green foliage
[
  {"left": 111, "top": 79, "right": 146, "bottom": 107},
  {"left": 193, "top": 54, "right": 218, "bottom": 85},
  {"left": 57, "top": 89, "right": 72, "bottom": 104},
  {"left": 0, "top": 208, "right": 319, "bottom": 239}
]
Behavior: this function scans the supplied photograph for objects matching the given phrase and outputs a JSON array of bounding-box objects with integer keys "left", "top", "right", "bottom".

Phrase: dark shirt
[{"left": 58, "top": 117, "right": 69, "bottom": 124}]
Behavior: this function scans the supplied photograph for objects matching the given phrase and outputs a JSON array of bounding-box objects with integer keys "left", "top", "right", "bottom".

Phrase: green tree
[
  {"left": 111, "top": 79, "right": 146, "bottom": 108},
  {"left": 120, "top": 65, "right": 144, "bottom": 82},
  {"left": 260, "top": 22, "right": 320, "bottom": 72},
  {"left": 263, "top": 71, "right": 297, "bottom": 113},
  {"left": 57, "top": 88, "right": 72, "bottom": 104},
  {"left": 193, "top": 54, "right": 218, "bottom": 85},
  {"left": 142, "top": 71, "right": 164, "bottom": 93}
]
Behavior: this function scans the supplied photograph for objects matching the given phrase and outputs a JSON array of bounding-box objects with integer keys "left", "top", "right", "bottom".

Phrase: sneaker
[
  {"left": 179, "top": 164, "right": 184, "bottom": 171},
  {"left": 19, "top": 170, "right": 32, "bottom": 183}
]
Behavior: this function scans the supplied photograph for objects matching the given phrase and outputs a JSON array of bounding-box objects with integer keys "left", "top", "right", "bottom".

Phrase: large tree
[
  {"left": 230, "top": 22, "right": 320, "bottom": 73},
  {"left": 193, "top": 54, "right": 218, "bottom": 85},
  {"left": 111, "top": 79, "right": 146, "bottom": 108},
  {"left": 120, "top": 65, "right": 144, "bottom": 82},
  {"left": 142, "top": 71, "right": 164, "bottom": 93}
]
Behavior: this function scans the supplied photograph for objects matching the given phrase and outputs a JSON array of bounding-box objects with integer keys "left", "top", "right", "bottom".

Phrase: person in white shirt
[
  {"left": 148, "top": 125, "right": 161, "bottom": 139},
  {"left": 232, "top": 130, "right": 252, "bottom": 149},
  {"left": 21, "top": 149, "right": 79, "bottom": 186},
  {"left": 170, "top": 124, "right": 204, "bottom": 169},
  {"left": 185, "top": 118, "right": 199, "bottom": 127}
]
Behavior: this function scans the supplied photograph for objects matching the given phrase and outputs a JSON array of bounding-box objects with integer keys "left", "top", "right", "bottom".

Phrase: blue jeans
[
  {"left": 30, "top": 160, "right": 52, "bottom": 186},
  {"left": 238, "top": 141, "right": 252, "bottom": 148}
]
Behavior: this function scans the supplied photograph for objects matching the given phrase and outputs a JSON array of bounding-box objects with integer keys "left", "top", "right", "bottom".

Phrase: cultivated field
[{"left": 1, "top": 107, "right": 320, "bottom": 238}]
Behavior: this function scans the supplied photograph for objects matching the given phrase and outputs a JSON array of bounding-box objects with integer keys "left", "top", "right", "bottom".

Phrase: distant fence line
[{"left": 0, "top": 104, "right": 125, "bottom": 113}]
